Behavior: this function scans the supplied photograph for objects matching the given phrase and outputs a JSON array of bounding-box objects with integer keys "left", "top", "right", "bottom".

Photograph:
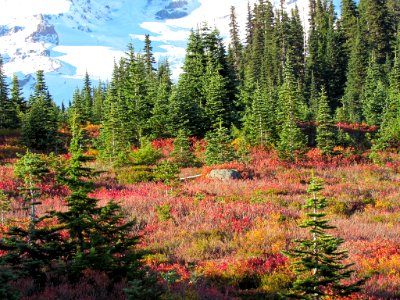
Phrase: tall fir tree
[
  {"left": 81, "top": 71, "right": 93, "bottom": 123},
  {"left": 10, "top": 74, "right": 26, "bottom": 125},
  {"left": 203, "top": 60, "right": 228, "bottom": 129},
  {"left": 277, "top": 57, "right": 306, "bottom": 161},
  {"left": 92, "top": 81, "right": 106, "bottom": 124},
  {"left": 359, "top": 0, "right": 392, "bottom": 64},
  {"left": 316, "top": 87, "right": 337, "bottom": 155},
  {"left": 143, "top": 34, "right": 156, "bottom": 75},
  {"left": 22, "top": 70, "right": 59, "bottom": 151},
  {"left": 149, "top": 59, "right": 172, "bottom": 138},
  {"left": 243, "top": 82, "right": 277, "bottom": 145},
  {"left": 99, "top": 66, "right": 131, "bottom": 162},
  {"left": 123, "top": 44, "right": 151, "bottom": 145},
  {"left": 0, "top": 55, "right": 18, "bottom": 129},
  {"left": 228, "top": 5, "right": 243, "bottom": 80},
  {"left": 374, "top": 30, "right": 400, "bottom": 149},
  {"left": 339, "top": 0, "right": 358, "bottom": 55},
  {"left": 361, "top": 55, "right": 387, "bottom": 125},
  {"left": 339, "top": 25, "right": 367, "bottom": 123}
]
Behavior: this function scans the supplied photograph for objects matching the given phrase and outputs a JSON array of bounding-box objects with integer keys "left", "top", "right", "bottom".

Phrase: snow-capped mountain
[{"left": 0, "top": 0, "right": 321, "bottom": 105}]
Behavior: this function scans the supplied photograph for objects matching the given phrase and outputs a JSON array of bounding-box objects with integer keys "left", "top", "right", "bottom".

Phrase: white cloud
[
  {"left": 52, "top": 46, "right": 125, "bottom": 80},
  {"left": 0, "top": 0, "right": 71, "bottom": 24}
]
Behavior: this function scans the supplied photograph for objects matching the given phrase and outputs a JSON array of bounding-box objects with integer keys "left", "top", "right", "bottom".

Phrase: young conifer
[
  {"left": 316, "top": 87, "right": 336, "bottom": 156},
  {"left": 283, "top": 177, "right": 365, "bottom": 299}
]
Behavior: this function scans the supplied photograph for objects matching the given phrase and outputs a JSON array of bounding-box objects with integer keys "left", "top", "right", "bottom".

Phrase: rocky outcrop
[{"left": 27, "top": 16, "right": 59, "bottom": 44}]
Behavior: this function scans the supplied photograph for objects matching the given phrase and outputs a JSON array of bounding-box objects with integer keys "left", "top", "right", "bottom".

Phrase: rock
[{"left": 208, "top": 169, "right": 241, "bottom": 180}]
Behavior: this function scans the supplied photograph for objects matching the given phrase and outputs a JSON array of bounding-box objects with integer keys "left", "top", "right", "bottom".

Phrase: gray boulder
[{"left": 208, "top": 169, "right": 241, "bottom": 180}]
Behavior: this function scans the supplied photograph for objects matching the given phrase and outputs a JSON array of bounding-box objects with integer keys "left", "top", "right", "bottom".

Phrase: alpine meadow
[{"left": 1, "top": 0, "right": 400, "bottom": 299}]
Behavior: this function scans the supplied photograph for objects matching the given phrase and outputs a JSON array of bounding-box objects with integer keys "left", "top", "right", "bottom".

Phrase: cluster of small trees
[
  {"left": 0, "top": 129, "right": 158, "bottom": 299},
  {"left": 0, "top": 60, "right": 60, "bottom": 152}
]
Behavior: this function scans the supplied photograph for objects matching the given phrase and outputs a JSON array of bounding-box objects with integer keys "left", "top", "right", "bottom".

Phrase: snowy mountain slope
[{"left": 0, "top": 0, "right": 339, "bottom": 105}]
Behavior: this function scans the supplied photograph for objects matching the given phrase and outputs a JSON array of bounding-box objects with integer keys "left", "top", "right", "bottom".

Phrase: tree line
[{"left": 1, "top": 0, "right": 400, "bottom": 160}]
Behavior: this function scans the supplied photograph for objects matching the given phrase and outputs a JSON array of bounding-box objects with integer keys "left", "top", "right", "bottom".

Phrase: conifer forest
[{"left": 1, "top": 0, "right": 400, "bottom": 299}]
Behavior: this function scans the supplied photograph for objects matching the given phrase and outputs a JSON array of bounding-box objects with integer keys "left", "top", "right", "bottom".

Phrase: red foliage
[
  {"left": 151, "top": 138, "right": 174, "bottom": 156},
  {"left": 336, "top": 122, "right": 378, "bottom": 133},
  {"left": 82, "top": 124, "right": 101, "bottom": 138}
]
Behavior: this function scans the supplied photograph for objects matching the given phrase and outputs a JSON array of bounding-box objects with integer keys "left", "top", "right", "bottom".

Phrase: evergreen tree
[
  {"left": 248, "top": 1, "right": 269, "bottom": 82},
  {"left": 340, "top": 26, "right": 367, "bottom": 123},
  {"left": 1, "top": 153, "right": 65, "bottom": 293},
  {"left": 203, "top": 60, "right": 227, "bottom": 128},
  {"left": 69, "top": 87, "right": 84, "bottom": 126},
  {"left": 21, "top": 71, "right": 59, "bottom": 151},
  {"left": 288, "top": 7, "right": 305, "bottom": 85},
  {"left": 123, "top": 44, "right": 151, "bottom": 145},
  {"left": 54, "top": 126, "right": 144, "bottom": 280},
  {"left": 243, "top": 82, "right": 277, "bottom": 145},
  {"left": 168, "top": 30, "right": 206, "bottom": 136},
  {"left": 283, "top": 177, "right": 364, "bottom": 298},
  {"left": 149, "top": 59, "right": 172, "bottom": 138},
  {"left": 99, "top": 70, "right": 131, "bottom": 162},
  {"left": 359, "top": 0, "right": 392, "bottom": 64},
  {"left": 374, "top": 31, "right": 400, "bottom": 149},
  {"left": 316, "top": 87, "right": 337, "bottom": 155},
  {"left": 0, "top": 55, "right": 18, "bottom": 129},
  {"left": 361, "top": 55, "right": 387, "bottom": 125},
  {"left": 143, "top": 34, "right": 156, "bottom": 74},
  {"left": 0, "top": 214, "right": 66, "bottom": 293},
  {"left": 277, "top": 57, "right": 306, "bottom": 160},
  {"left": 92, "top": 82, "right": 106, "bottom": 124},
  {"left": 245, "top": 1, "right": 254, "bottom": 46},
  {"left": 171, "top": 129, "right": 198, "bottom": 168},
  {"left": 168, "top": 83, "right": 204, "bottom": 136},
  {"left": 32, "top": 70, "right": 51, "bottom": 101},
  {"left": 204, "top": 126, "right": 237, "bottom": 165},
  {"left": 81, "top": 71, "right": 93, "bottom": 123},
  {"left": 10, "top": 74, "right": 26, "bottom": 125},
  {"left": 228, "top": 5, "right": 243, "bottom": 80},
  {"left": 277, "top": 118, "right": 307, "bottom": 161},
  {"left": 340, "top": 0, "right": 358, "bottom": 53},
  {"left": 14, "top": 151, "right": 50, "bottom": 231}
]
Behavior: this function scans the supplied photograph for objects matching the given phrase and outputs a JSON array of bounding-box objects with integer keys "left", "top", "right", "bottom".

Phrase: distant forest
[{"left": 1, "top": 0, "right": 400, "bottom": 160}]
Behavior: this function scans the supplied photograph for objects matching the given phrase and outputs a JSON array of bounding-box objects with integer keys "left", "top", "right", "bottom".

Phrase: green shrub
[
  {"left": 156, "top": 203, "right": 173, "bottom": 222},
  {"left": 131, "top": 143, "right": 162, "bottom": 166},
  {"left": 260, "top": 272, "right": 292, "bottom": 295},
  {"left": 171, "top": 129, "right": 200, "bottom": 168},
  {"left": 154, "top": 161, "right": 180, "bottom": 184},
  {"left": 116, "top": 166, "right": 155, "bottom": 184}
]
